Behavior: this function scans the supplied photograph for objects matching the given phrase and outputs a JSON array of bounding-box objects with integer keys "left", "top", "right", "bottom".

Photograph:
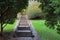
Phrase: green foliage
[
  {"left": 28, "top": 7, "right": 42, "bottom": 19},
  {"left": 39, "top": 0, "right": 60, "bottom": 34},
  {"left": 28, "top": 1, "right": 43, "bottom": 19},
  {"left": 1, "top": 0, "right": 28, "bottom": 24},
  {"left": 0, "top": 0, "right": 28, "bottom": 34},
  {"left": 57, "top": 25, "right": 60, "bottom": 34}
]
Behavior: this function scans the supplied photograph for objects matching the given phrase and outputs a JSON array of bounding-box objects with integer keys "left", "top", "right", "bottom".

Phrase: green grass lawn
[
  {"left": 32, "top": 20, "right": 60, "bottom": 40},
  {"left": 3, "top": 20, "right": 17, "bottom": 32}
]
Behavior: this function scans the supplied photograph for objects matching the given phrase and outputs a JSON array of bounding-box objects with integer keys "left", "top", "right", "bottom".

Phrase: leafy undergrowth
[{"left": 32, "top": 20, "right": 60, "bottom": 40}]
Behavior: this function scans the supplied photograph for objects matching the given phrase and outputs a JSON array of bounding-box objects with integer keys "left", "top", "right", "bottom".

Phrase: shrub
[{"left": 27, "top": 1, "right": 43, "bottom": 19}]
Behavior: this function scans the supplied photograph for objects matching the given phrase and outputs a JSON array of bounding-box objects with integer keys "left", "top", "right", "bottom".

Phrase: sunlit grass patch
[
  {"left": 32, "top": 20, "right": 60, "bottom": 40},
  {"left": 3, "top": 20, "right": 17, "bottom": 32}
]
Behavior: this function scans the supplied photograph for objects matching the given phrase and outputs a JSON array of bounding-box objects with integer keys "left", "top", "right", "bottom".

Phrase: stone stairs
[
  {"left": 14, "top": 15, "right": 34, "bottom": 37},
  {"left": 16, "top": 30, "right": 32, "bottom": 37},
  {"left": 10, "top": 15, "right": 40, "bottom": 40}
]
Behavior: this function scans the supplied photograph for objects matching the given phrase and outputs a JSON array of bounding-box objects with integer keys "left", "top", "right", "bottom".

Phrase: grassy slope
[
  {"left": 32, "top": 20, "right": 60, "bottom": 40},
  {"left": 3, "top": 20, "right": 17, "bottom": 32}
]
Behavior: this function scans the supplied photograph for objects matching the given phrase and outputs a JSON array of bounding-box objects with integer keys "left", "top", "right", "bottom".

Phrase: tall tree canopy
[
  {"left": 37, "top": 0, "right": 60, "bottom": 34},
  {"left": 0, "top": 0, "right": 28, "bottom": 35}
]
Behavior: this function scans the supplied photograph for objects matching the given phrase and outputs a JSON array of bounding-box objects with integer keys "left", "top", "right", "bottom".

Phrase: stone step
[
  {"left": 20, "top": 18, "right": 27, "bottom": 19},
  {"left": 16, "top": 30, "right": 31, "bottom": 32},
  {"left": 20, "top": 17, "right": 27, "bottom": 20},
  {"left": 15, "top": 30, "right": 33, "bottom": 37},
  {"left": 19, "top": 24, "right": 29, "bottom": 26},
  {"left": 19, "top": 23, "right": 29, "bottom": 26},
  {"left": 18, "top": 26, "right": 30, "bottom": 30},
  {"left": 19, "top": 22, "right": 28, "bottom": 24},
  {"left": 10, "top": 37, "right": 32, "bottom": 40},
  {"left": 20, "top": 20, "right": 27, "bottom": 22}
]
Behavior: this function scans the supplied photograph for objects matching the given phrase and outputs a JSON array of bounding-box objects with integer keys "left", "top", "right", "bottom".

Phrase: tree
[
  {"left": 38, "top": 0, "right": 60, "bottom": 33},
  {"left": 0, "top": 0, "right": 28, "bottom": 36},
  {"left": 27, "top": 1, "right": 43, "bottom": 19}
]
